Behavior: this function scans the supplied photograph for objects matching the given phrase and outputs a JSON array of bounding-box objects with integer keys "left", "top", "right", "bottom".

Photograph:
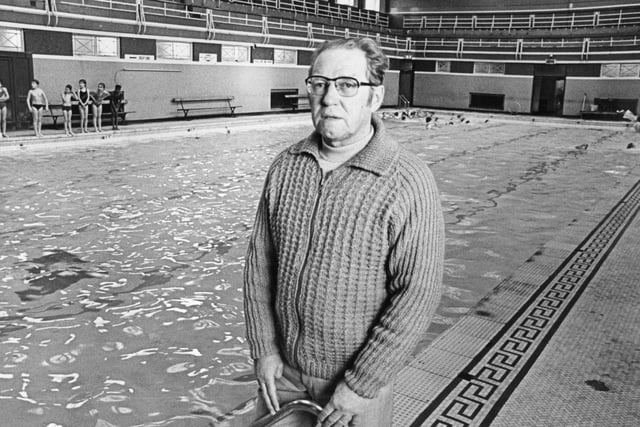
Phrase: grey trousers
[{"left": 255, "top": 363, "right": 394, "bottom": 427}]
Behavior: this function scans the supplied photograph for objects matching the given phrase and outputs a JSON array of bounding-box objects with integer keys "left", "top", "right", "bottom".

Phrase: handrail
[
  {"left": 403, "top": 5, "right": 640, "bottom": 32},
  {"left": 216, "top": 0, "right": 389, "bottom": 28},
  {"left": 82, "top": 0, "right": 389, "bottom": 28},
  {"left": 251, "top": 400, "right": 323, "bottom": 427},
  {"left": 54, "top": 0, "right": 393, "bottom": 42},
  {"left": 18, "top": 0, "right": 640, "bottom": 60},
  {"left": 398, "top": 95, "right": 410, "bottom": 109}
]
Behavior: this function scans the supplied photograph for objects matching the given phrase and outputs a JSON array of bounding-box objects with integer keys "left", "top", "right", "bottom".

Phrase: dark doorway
[
  {"left": 531, "top": 76, "right": 565, "bottom": 116},
  {"left": 398, "top": 58, "right": 414, "bottom": 106},
  {"left": 531, "top": 65, "right": 566, "bottom": 116},
  {"left": 0, "top": 52, "right": 34, "bottom": 130}
]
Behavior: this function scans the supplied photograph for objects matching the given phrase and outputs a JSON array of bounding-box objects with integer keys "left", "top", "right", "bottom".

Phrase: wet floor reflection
[{"left": 0, "top": 116, "right": 638, "bottom": 425}]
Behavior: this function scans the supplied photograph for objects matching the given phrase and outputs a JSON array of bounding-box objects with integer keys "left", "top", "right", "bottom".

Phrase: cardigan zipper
[{"left": 292, "top": 170, "right": 324, "bottom": 362}]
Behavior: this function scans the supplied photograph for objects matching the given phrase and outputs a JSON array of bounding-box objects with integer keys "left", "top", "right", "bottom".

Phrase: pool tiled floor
[
  {"left": 395, "top": 178, "right": 640, "bottom": 426},
  {"left": 2, "top": 110, "right": 639, "bottom": 426}
]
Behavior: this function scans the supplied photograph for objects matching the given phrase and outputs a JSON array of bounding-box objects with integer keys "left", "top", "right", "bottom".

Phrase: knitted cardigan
[{"left": 244, "top": 115, "right": 444, "bottom": 398}]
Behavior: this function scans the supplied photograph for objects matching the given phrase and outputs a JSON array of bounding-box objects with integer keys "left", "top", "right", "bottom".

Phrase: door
[
  {"left": 531, "top": 64, "right": 566, "bottom": 116},
  {"left": 398, "top": 70, "right": 414, "bottom": 107},
  {"left": 531, "top": 76, "right": 565, "bottom": 116},
  {"left": 0, "top": 58, "right": 14, "bottom": 129},
  {"left": 0, "top": 52, "right": 33, "bottom": 129}
]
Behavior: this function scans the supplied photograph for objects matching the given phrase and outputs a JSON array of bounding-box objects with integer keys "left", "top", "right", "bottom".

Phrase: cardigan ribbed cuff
[
  {"left": 343, "top": 368, "right": 386, "bottom": 399},
  {"left": 248, "top": 337, "right": 279, "bottom": 360}
]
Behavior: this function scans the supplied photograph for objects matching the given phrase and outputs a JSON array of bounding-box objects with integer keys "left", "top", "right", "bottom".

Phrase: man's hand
[
  {"left": 255, "top": 354, "right": 284, "bottom": 415},
  {"left": 316, "top": 381, "right": 372, "bottom": 427}
]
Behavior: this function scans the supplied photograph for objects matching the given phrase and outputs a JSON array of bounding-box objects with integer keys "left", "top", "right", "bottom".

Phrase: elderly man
[{"left": 244, "top": 37, "right": 444, "bottom": 427}]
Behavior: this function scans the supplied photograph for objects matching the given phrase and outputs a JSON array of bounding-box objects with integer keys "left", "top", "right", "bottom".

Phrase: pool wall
[
  {"left": 31, "top": 56, "right": 400, "bottom": 122},
  {"left": 413, "top": 72, "right": 533, "bottom": 114},
  {"left": 564, "top": 77, "right": 640, "bottom": 116}
]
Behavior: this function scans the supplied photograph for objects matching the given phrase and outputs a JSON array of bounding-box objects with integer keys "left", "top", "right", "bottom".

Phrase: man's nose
[{"left": 321, "top": 82, "right": 340, "bottom": 106}]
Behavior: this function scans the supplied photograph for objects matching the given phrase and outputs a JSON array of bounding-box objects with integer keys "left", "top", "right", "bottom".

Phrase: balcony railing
[
  {"left": 402, "top": 4, "right": 640, "bottom": 32},
  {"left": 7, "top": 0, "right": 639, "bottom": 61},
  {"left": 407, "top": 35, "right": 639, "bottom": 61},
  {"left": 56, "top": 0, "right": 387, "bottom": 28},
  {"left": 37, "top": 0, "right": 400, "bottom": 48},
  {"left": 50, "top": 0, "right": 389, "bottom": 35},
  {"left": 219, "top": 0, "right": 388, "bottom": 28}
]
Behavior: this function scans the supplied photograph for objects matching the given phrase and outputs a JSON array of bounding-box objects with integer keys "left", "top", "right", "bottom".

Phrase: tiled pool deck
[
  {"left": 394, "top": 174, "right": 640, "bottom": 426},
  {"left": 2, "top": 111, "right": 639, "bottom": 426}
]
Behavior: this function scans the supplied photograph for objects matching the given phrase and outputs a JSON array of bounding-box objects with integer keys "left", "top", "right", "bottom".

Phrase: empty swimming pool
[{"left": 0, "top": 112, "right": 637, "bottom": 426}]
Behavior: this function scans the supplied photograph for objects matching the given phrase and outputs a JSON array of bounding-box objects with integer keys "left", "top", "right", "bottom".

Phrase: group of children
[{"left": 0, "top": 78, "right": 124, "bottom": 138}]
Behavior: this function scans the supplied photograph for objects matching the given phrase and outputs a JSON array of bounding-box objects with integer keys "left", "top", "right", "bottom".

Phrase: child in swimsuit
[
  {"left": 0, "top": 79, "right": 9, "bottom": 137},
  {"left": 61, "top": 84, "right": 75, "bottom": 137},
  {"left": 75, "top": 79, "right": 90, "bottom": 133},
  {"left": 110, "top": 84, "right": 124, "bottom": 130},
  {"left": 26, "top": 79, "right": 49, "bottom": 137},
  {"left": 91, "top": 82, "right": 110, "bottom": 133}
]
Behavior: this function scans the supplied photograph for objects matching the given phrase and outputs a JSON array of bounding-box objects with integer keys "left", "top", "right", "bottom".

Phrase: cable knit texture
[{"left": 244, "top": 115, "right": 445, "bottom": 398}]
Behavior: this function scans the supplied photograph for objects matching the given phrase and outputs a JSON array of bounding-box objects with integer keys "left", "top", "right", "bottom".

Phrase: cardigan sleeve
[
  {"left": 343, "top": 162, "right": 445, "bottom": 398},
  {"left": 243, "top": 168, "right": 280, "bottom": 360}
]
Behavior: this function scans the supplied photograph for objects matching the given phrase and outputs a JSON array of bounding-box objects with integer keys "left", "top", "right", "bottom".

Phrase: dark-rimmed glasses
[{"left": 305, "top": 75, "right": 378, "bottom": 97}]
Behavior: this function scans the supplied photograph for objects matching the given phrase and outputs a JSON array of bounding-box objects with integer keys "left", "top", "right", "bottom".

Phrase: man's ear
[{"left": 370, "top": 85, "right": 385, "bottom": 111}]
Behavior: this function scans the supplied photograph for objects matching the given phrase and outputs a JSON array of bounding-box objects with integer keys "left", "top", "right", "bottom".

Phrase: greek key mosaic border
[{"left": 411, "top": 180, "right": 640, "bottom": 427}]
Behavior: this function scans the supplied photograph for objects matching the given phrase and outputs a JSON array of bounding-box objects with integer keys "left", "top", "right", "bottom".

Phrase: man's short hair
[{"left": 309, "top": 37, "right": 389, "bottom": 86}]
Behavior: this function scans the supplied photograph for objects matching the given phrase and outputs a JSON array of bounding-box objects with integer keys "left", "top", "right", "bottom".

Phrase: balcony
[{"left": 401, "top": 4, "right": 640, "bottom": 37}]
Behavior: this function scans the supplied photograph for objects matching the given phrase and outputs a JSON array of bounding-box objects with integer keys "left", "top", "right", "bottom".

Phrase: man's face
[{"left": 309, "top": 48, "right": 384, "bottom": 147}]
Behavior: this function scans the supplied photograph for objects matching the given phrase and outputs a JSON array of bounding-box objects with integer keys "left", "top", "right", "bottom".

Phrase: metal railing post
[
  {"left": 570, "top": 12, "right": 575, "bottom": 30},
  {"left": 617, "top": 9, "right": 622, "bottom": 28}
]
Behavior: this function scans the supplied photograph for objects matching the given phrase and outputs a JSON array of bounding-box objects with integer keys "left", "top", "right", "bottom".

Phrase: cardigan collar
[{"left": 290, "top": 114, "right": 399, "bottom": 176}]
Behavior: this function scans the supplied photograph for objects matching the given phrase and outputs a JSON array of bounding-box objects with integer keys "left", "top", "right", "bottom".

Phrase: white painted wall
[
  {"left": 413, "top": 72, "right": 534, "bottom": 113},
  {"left": 33, "top": 56, "right": 401, "bottom": 122}
]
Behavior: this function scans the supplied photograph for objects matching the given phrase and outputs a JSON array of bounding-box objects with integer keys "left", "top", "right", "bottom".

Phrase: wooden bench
[
  {"left": 47, "top": 101, "right": 134, "bottom": 127},
  {"left": 172, "top": 96, "right": 240, "bottom": 118},
  {"left": 284, "top": 94, "right": 309, "bottom": 111}
]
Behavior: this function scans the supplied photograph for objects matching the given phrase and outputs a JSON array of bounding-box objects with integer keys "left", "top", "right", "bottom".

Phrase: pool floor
[{"left": 0, "top": 112, "right": 638, "bottom": 426}]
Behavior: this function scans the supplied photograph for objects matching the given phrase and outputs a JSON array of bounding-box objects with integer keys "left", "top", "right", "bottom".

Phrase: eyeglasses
[{"left": 305, "top": 75, "right": 378, "bottom": 97}]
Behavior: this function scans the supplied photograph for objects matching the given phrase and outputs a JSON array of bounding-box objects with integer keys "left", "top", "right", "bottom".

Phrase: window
[
  {"left": 364, "top": 0, "right": 380, "bottom": 11},
  {"left": 221, "top": 45, "right": 249, "bottom": 63},
  {"left": 474, "top": 62, "right": 505, "bottom": 74},
  {"left": 0, "top": 27, "right": 23, "bottom": 52},
  {"left": 600, "top": 64, "right": 618, "bottom": 77},
  {"left": 73, "top": 35, "right": 118, "bottom": 57},
  {"left": 335, "top": 0, "right": 356, "bottom": 6},
  {"left": 601, "top": 63, "right": 640, "bottom": 78},
  {"left": 436, "top": 61, "right": 451, "bottom": 73},
  {"left": 157, "top": 41, "right": 191, "bottom": 60},
  {"left": 620, "top": 63, "right": 640, "bottom": 77},
  {"left": 274, "top": 48, "right": 297, "bottom": 65}
]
